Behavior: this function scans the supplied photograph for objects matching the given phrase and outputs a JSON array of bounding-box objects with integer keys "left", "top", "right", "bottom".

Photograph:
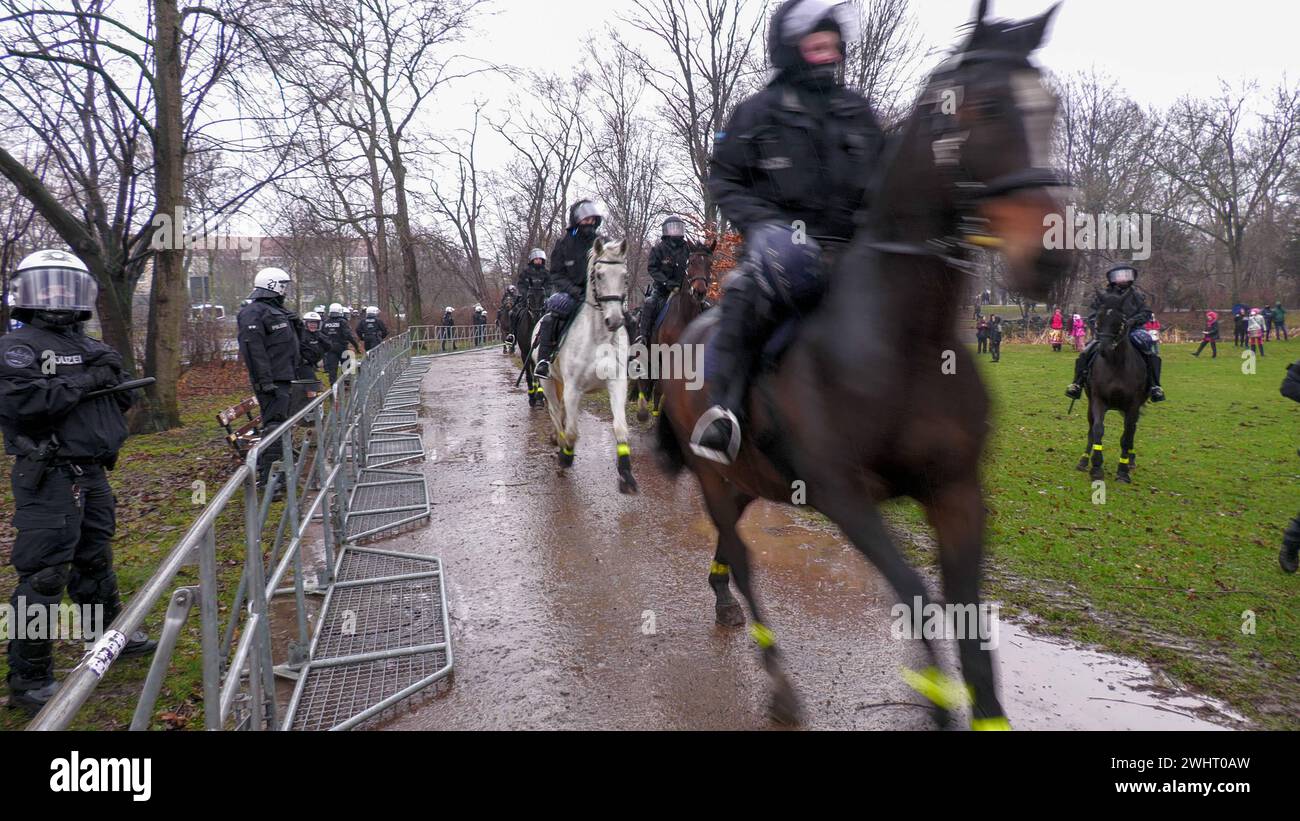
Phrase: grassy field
[
  {"left": 884, "top": 339, "right": 1300, "bottom": 728},
  {"left": 0, "top": 368, "right": 255, "bottom": 730}
]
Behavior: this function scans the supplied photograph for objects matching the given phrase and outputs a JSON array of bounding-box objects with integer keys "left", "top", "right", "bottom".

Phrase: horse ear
[
  {"left": 1024, "top": 2, "right": 1060, "bottom": 51},
  {"left": 614, "top": 239, "right": 626, "bottom": 257},
  {"left": 594, "top": 238, "right": 604, "bottom": 257},
  {"left": 975, "top": 0, "right": 989, "bottom": 24},
  {"left": 709, "top": 239, "right": 718, "bottom": 253}
]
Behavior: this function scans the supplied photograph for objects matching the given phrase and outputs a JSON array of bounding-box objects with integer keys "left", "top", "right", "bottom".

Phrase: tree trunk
[
  {"left": 388, "top": 150, "right": 422, "bottom": 326},
  {"left": 140, "top": 0, "right": 186, "bottom": 431}
]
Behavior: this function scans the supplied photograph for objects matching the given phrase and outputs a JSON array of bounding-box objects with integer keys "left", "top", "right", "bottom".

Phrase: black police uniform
[
  {"left": 356, "top": 315, "right": 388, "bottom": 351},
  {"left": 534, "top": 226, "right": 600, "bottom": 370},
  {"left": 516, "top": 263, "right": 549, "bottom": 313},
  {"left": 0, "top": 316, "right": 132, "bottom": 696},
  {"left": 472, "top": 309, "right": 487, "bottom": 346},
  {"left": 639, "top": 237, "right": 691, "bottom": 342},
  {"left": 318, "top": 314, "right": 359, "bottom": 384},
  {"left": 440, "top": 311, "right": 456, "bottom": 351},
  {"left": 237, "top": 293, "right": 300, "bottom": 478}
]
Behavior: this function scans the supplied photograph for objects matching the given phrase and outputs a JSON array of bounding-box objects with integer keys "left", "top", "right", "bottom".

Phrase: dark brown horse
[
  {"left": 1076, "top": 292, "right": 1149, "bottom": 483},
  {"left": 634, "top": 242, "right": 715, "bottom": 422},
  {"left": 656, "top": 1, "right": 1069, "bottom": 728},
  {"left": 510, "top": 288, "right": 547, "bottom": 406}
]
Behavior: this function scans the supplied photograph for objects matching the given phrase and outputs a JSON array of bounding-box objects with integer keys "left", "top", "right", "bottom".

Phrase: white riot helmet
[
  {"left": 251, "top": 267, "right": 291, "bottom": 298},
  {"left": 569, "top": 199, "right": 604, "bottom": 228},
  {"left": 475, "top": 304, "right": 484, "bottom": 313},
  {"left": 528, "top": 248, "right": 546, "bottom": 263},
  {"left": 328, "top": 302, "right": 344, "bottom": 316},
  {"left": 314, "top": 305, "right": 326, "bottom": 314},
  {"left": 445, "top": 306, "right": 454, "bottom": 313},
  {"left": 303, "top": 311, "right": 322, "bottom": 330},
  {"left": 366, "top": 306, "right": 379, "bottom": 316},
  {"left": 662, "top": 216, "right": 686, "bottom": 238},
  {"left": 13, "top": 249, "right": 97, "bottom": 320}
]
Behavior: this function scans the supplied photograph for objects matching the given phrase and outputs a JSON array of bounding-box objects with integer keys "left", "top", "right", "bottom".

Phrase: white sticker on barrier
[{"left": 85, "top": 629, "right": 128, "bottom": 678}]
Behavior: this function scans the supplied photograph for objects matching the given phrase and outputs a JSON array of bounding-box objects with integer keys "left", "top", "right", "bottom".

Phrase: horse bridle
[
  {"left": 870, "top": 51, "right": 1062, "bottom": 271},
  {"left": 589, "top": 258, "right": 627, "bottom": 309}
]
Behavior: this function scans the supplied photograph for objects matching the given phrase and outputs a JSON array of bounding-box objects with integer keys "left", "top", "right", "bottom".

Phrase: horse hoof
[
  {"left": 618, "top": 474, "right": 639, "bottom": 494},
  {"left": 636, "top": 407, "right": 650, "bottom": 423},
  {"left": 715, "top": 602, "right": 745, "bottom": 627},
  {"left": 767, "top": 686, "right": 803, "bottom": 727},
  {"left": 1075, "top": 458, "right": 1089, "bottom": 472},
  {"left": 1115, "top": 471, "right": 1132, "bottom": 484},
  {"left": 558, "top": 450, "right": 575, "bottom": 468},
  {"left": 1280, "top": 546, "right": 1299, "bottom": 574},
  {"left": 931, "top": 704, "right": 954, "bottom": 730},
  {"left": 1089, "top": 467, "right": 1104, "bottom": 481}
]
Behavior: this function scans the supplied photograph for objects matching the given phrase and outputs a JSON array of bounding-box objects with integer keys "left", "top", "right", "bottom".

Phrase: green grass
[
  {"left": 0, "top": 391, "right": 254, "bottom": 730},
  {"left": 884, "top": 340, "right": 1300, "bottom": 728}
]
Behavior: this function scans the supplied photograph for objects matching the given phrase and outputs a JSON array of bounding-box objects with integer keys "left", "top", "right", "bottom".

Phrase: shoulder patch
[{"left": 3, "top": 344, "right": 36, "bottom": 369}]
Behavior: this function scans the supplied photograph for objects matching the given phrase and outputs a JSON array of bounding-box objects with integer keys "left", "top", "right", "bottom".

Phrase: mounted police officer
[
  {"left": 356, "top": 306, "right": 388, "bottom": 352},
  {"left": 319, "top": 302, "right": 359, "bottom": 384},
  {"left": 517, "top": 248, "right": 549, "bottom": 314},
  {"left": 0, "top": 249, "right": 157, "bottom": 713},
  {"left": 237, "top": 268, "right": 301, "bottom": 486},
  {"left": 638, "top": 216, "right": 692, "bottom": 344},
  {"left": 535, "top": 200, "right": 604, "bottom": 379},
  {"left": 690, "top": 0, "right": 884, "bottom": 463},
  {"left": 1065, "top": 264, "right": 1165, "bottom": 402}
]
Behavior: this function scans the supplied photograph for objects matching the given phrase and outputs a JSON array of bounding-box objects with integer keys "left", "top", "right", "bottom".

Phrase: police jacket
[
  {"left": 1086, "top": 285, "right": 1153, "bottom": 328},
  {"left": 516, "top": 263, "right": 549, "bottom": 294},
  {"left": 648, "top": 238, "right": 691, "bottom": 291},
  {"left": 708, "top": 79, "right": 884, "bottom": 240},
  {"left": 549, "top": 230, "right": 600, "bottom": 301},
  {"left": 356, "top": 316, "right": 388, "bottom": 343},
  {"left": 298, "top": 329, "right": 328, "bottom": 379},
  {"left": 0, "top": 317, "right": 130, "bottom": 462},
  {"left": 319, "top": 315, "right": 359, "bottom": 354},
  {"left": 238, "top": 297, "right": 300, "bottom": 386}
]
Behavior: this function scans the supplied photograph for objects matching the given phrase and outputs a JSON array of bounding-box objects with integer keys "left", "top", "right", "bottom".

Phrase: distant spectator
[
  {"left": 976, "top": 317, "right": 989, "bottom": 354},
  {"left": 1049, "top": 308, "right": 1064, "bottom": 352},
  {"left": 1070, "top": 313, "right": 1087, "bottom": 352},
  {"left": 1143, "top": 315, "right": 1162, "bottom": 355},
  {"left": 1273, "top": 301, "right": 1288, "bottom": 341},
  {"left": 988, "top": 315, "right": 1003, "bottom": 363},
  {"left": 1193, "top": 310, "right": 1219, "bottom": 358},
  {"left": 1247, "top": 308, "right": 1266, "bottom": 356},
  {"left": 1233, "top": 309, "right": 1248, "bottom": 347}
]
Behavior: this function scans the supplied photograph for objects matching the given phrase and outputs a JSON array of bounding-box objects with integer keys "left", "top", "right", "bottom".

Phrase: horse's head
[
  {"left": 915, "top": 0, "right": 1068, "bottom": 299},
  {"left": 687, "top": 241, "right": 715, "bottom": 300},
  {"left": 1093, "top": 291, "right": 1130, "bottom": 352},
  {"left": 590, "top": 238, "right": 628, "bottom": 333}
]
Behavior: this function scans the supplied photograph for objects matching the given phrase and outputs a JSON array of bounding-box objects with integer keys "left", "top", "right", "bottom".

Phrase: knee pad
[
  {"left": 24, "top": 563, "right": 71, "bottom": 597},
  {"left": 744, "top": 223, "right": 823, "bottom": 307}
]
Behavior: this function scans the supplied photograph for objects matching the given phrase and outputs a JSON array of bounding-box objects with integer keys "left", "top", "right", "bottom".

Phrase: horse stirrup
[{"left": 689, "top": 406, "right": 742, "bottom": 465}]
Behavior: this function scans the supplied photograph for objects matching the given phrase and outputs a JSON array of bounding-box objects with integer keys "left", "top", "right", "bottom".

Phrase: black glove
[
  {"left": 85, "top": 349, "right": 124, "bottom": 373},
  {"left": 75, "top": 365, "right": 119, "bottom": 391},
  {"left": 257, "top": 381, "right": 275, "bottom": 393}
]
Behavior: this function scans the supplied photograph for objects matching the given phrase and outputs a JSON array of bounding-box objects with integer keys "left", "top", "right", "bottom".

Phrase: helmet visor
[
  {"left": 781, "top": 0, "right": 859, "bottom": 46},
  {"left": 572, "top": 201, "right": 603, "bottom": 223},
  {"left": 1108, "top": 267, "right": 1135, "bottom": 284},
  {"left": 663, "top": 219, "right": 685, "bottom": 238},
  {"left": 15, "top": 266, "right": 98, "bottom": 311}
]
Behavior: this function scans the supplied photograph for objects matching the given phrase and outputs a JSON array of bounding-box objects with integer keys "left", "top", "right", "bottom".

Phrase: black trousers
[
  {"left": 990, "top": 339, "right": 1001, "bottom": 361},
  {"left": 1195, "top": 339, "right": 1217, "bottom": 357},
  {"left": 254, "top": 381, "right": 292, "bottom": 479},
  {"left": 7, "top": 462, "right": 119, "bottom": 689},
  {"left": 977, "top": 336, "right": 987, "bottom": 353},
  {"left": 323, "top": 351, "right": 344, "bottom": 385}
]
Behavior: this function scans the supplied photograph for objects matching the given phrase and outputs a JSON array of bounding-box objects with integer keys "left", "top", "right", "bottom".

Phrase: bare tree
[
  {"left": 843, "top": 0, "right": 925, "bottom": 126},
  {"left": 617, "top": 0, "right": 766, "bottom": 231}
]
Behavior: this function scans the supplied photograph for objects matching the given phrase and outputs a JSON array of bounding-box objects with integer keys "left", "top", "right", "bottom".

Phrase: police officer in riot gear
[
  {"left": 0, "top": 249, "right": 157, "bottom": 713},
  {"left": 535, "top": 200, "right": 603, "bottom": 379},
  {"left": 1065, "top": 264, "right": 1165, "bottom": 402},
  {"left": 291, "top": 310, "right": 328, "bottom": 414},
  {"left": 237, "top": 268, "right": 301, "bottom": 486},
  {"left": 472, "top": 304, "right": 488, "bottom": 346},
  {"left": 441, "top": 306, "right": 457, "bottom": 351},
  {"left": 638, "top": 217, "right": 692, "bottom": 344},
  {"left": 356, "top": 306, "right": 388, "bottom": 352},
  {"left": 691, "top": 0, "right": 883, "bottom": 463},
  {"left": 319, "top": 302, "right": 360, "bottom": 384}
]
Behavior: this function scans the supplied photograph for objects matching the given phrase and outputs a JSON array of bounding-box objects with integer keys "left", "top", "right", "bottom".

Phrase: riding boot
[
  {"left": 534, "top": 312, "right": 559, "bottom": 379},
  {"left": 690, "top": 272, "right": 773, "bottom": 464},
  {"left": 637, "top": 292, "right": 656, "bottom": 344},
  {"left": 1146, "top": 352, "right": 1165, "bottom": 402},
  {"left": 1065, "top": 344, "right": 1093, "bottom": 399}
]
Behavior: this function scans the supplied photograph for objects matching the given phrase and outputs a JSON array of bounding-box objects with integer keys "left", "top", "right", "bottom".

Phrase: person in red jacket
[{"left": 1049, "top": 308, "right": 1064, "bottom": 351}]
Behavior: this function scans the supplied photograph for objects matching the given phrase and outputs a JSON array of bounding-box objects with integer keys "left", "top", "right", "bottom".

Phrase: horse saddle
[{"left": 702, "top": 314, "right": 803, "bottom": 381}]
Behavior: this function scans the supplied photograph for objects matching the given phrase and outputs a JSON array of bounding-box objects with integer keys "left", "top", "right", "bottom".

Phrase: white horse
[{"left": 533, "top": 238, "right": 637, "bottom": 493}]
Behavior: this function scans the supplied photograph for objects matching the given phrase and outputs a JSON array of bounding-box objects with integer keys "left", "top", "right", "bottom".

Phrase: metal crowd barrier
[{"left": 28, "top": 331, "right": 430, "bottom": 731}]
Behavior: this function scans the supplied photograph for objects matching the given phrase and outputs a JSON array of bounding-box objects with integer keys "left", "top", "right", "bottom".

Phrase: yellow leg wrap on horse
[
  {"left": 750, "top": 623, "right": 775, "bottom": 649},
  {"left": 562, "top": 446, "right": 574, "bottom": 456},
  {"left": 1092, "top": 444, "right": 1103, "bottom": 451},
  {"left": 900, "top": 666, "right": 972, "bottom": 711},
  {"left": 617, "top": 443, "right": 630, "bottom": 457},
  {"left": 709, "top": 561, "right": 729, "bottom": 576},
  {"left": 1119, "top": 457, "right": 1130, "bottom": 465},
  {"left": 971, "top": 716, "right": 1013, "bottom": 731}
]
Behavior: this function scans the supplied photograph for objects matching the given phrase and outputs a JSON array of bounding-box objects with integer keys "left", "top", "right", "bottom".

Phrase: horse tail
[{"left": 655, "top": 408, "right": 685, "bottom": 476}]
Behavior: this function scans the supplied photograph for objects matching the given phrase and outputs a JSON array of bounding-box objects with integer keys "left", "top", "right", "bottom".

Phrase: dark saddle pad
[{"left": 702, "top": 314, "right": 803, "bottom": 381}]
